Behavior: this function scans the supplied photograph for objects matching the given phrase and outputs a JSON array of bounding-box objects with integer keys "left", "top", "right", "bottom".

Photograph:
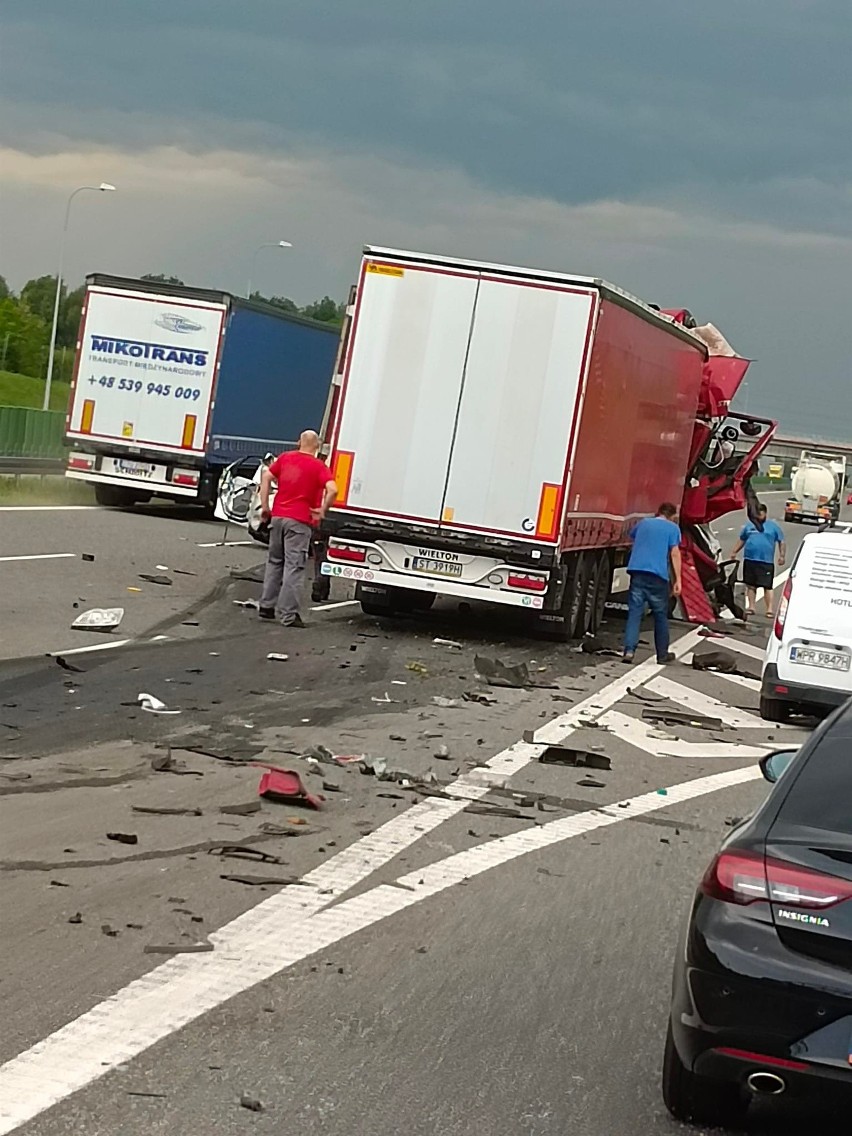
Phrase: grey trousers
[{"left": 260, "top": 517, "right": 312, "bottom": 622}]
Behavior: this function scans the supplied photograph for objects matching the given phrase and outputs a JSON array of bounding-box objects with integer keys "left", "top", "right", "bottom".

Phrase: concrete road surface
[{"left": 0, "top": 496, "right": 845, "bottom": 1135}]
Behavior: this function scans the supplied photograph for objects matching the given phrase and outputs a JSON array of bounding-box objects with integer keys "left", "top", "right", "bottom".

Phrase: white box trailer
[{"left": 322, "top": 247, "right": 707, "bottom": 637}]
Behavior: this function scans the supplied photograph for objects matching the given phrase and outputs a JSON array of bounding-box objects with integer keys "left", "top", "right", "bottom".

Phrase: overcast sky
[{"left": 1, "top": 1, "right": 849, "bottom": 438}]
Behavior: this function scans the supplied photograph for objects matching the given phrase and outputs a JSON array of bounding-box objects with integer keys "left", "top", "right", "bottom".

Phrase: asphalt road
[{"left": 0, "top": 495, "right": 844, "bottom": 1135}]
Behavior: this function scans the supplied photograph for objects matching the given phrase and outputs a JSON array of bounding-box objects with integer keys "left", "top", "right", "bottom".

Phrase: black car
[{"left": 663, "top": 703, "right": 852, "bottom": 1127}]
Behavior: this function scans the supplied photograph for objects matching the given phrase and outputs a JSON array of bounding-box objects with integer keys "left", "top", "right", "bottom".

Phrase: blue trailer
[{"left": 65, "top": 274, "right": 339, "bottom": 508}]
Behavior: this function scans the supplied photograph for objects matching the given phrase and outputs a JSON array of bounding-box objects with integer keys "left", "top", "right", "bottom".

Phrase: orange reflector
[
  {"left": 535, "top": 483, "right": 562, "bottom": 540},
  {"left": 181, "top": 414, "right": 197, "bottom": 449},
  {"left": 332, "top": 450, "right": 354, "bottom": 506},
  {"left": 80, "top": 399, "right": 95, "bottom": 435}
]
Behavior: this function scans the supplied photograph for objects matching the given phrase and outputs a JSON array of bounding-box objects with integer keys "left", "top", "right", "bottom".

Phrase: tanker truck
[{"left": 784, "top": 450, "right": 846, "bottom": 525}]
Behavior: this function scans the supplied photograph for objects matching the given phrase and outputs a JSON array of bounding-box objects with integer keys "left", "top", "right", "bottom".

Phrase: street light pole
[
  {"left": 246, "top": 240, "right": 293, "bottom": 299},
  {"left": 42, "top": 182, "right": 116, "bottom": 411}
]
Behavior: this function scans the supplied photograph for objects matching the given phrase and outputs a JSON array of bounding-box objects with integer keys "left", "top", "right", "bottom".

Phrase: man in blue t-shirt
[
  {"left": 623, "top": 503, "right": 682, "bottom": 665},
  {"left": 730, "top": 504, "right": 785, "bottom": 619}
]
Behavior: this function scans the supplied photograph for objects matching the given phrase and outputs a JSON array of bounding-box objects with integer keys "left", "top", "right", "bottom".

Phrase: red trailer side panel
[{"left": 560, "top": 299, "right": 705, "bottom": 551}]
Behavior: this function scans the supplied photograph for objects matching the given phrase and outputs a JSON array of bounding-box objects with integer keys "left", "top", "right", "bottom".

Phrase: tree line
[{"left": 0, "top": 273, "right": 344, "bottom": 386}]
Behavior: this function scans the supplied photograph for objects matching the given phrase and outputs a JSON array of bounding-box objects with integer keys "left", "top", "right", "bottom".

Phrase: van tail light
[
  {"left": 774, "top": 577, "right": 793, "bottom": 640},
  {"left": 701, "top": 850, "right": 852, "bottom": 909},
  {"left": 327, "top": 542, "right": 367, "bottom": 564}
]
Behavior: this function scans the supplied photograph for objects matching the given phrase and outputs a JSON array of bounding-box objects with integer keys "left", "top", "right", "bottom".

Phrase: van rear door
[{"left": 778, "top": 536, "right": 852, "bottom": 693}]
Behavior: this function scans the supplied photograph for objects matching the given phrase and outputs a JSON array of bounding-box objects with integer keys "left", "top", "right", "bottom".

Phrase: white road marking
[
  {"left": 311, "top": 600, "right": 361, "bottom": 612},
  {"left": 0, "top": 506, "right": 98, "bottom": 512},
  {"left": 702, "top": 668, "right": 761, "bottom": 693},
  {"left": 0, "top": 553, "right": 76, "bottom": 564},
  {"left": 712, "top": 637, "right": 766, "bottom": 662},
  {"left": 645, "top": 676, "right": 763, "bottom": 728},
  {"left": 602, "top": 709, "right": 773, "bottom": 758},
  {"left": 195, "top": 540, "right": 255, "bottom": 548},
  {"left": 0, "top": 764, "right": 760, "bottom": 1134},
  {"left": 48, "top": 640, "right": 132, "bottom": 658}
]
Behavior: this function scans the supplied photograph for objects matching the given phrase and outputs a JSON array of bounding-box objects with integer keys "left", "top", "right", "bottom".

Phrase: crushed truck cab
[{"left": 321, "top": 247, "right": 775, "bottom": 636}]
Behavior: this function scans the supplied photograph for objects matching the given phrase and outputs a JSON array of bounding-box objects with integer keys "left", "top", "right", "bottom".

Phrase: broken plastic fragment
[
  {"left": 71, "top": 607, "right": 124, "bottom": 632},
  {"left": 266, "top": 652, "right": 289, "bottom": 662},
  {"left": 138, "top": 692, "right": 181, "bottom": 715}
]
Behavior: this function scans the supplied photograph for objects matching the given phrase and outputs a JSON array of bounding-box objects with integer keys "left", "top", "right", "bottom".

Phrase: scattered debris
[
  {"left": 371, "top": 693, "right": 396, "bottom": 704},
  {"left": 49, "top": 879, "right": 70, "bottom": 887},
  {"left": 527, "top": 738, "right": 612, "bottom": 771},
  {"left": 434, "top": 745, "right": 451, "bottom": 760},
  {"left": 125, "top": 1090, "right": 167, "bottom": 1099},
  {"left": 132, "top": 805, "right": 202, "bottom": 817},
  {"left": 144, "top": 942, "right": 214, "bottom": 955},
  {"left": 464, "top": 802, "right": 531, "bottom": 820},
  {"left": 68, "top": 913, "right": 83, "bottom": 924},
  {"left": 256, "top": 765, "right": 322, "bottom": 808},
  {"left": 81, "top": 553, "right": 95, "bottom": 562},
  {"left": 431, "top": 696, "right": 461, "bottom": 709},
  {"left": 106, "top": 832, "right": 138, "bottom": 845},
  {"left": 181, "top": 619, "right": 199, "bottom": 627},
  {"left": 433, "top": 637, "right": 463, "bottom": 650},
  {"left": 55, "top": 656, "right": 84, "bottom": 674},
  {"left": 579, "top": 637, "right": 621, "bottom": 657},
  {"left": 463, "top": 691, "right": 497, "bottom": 705},
  {"left": 359, "top": 756, "right": 388, "bottom": 778},
  {"left": 221, "top": 874, "right": 306, "bottom": 887},
  {"left": 322, "top": 780, "right": 342, "bottom": 793},
  {"left": 725, "top": 815, "right": 743, "bottom": 827},
  {"left": 156, "top": 565, "right": 170, "bottom": 571},
  {"left": 150, "top": 750, "right": 202, "bottom": 777},
  {"left": 577, "top": 776, "right": 607, "bottom": 789},
  {"left": 627, "top": 686, "right": 665, "bottom": 703},
  {"left": 138, "top": 693, "right": 180, "bottom": 716},
  {"left": 240, "top": 1095, "right": 264, "bottom": 1113},
  {"left": 139, "top": 574, "right": 173, "bottom": 586},
  {"left": 266, "top": 652, "right": 289, "bottom": 662},
  {"left": 209, "top": 845, "right": 284, "bottom": 864},
  {"left": 173, "top": 568, "right": 197, "bottom": 576},
  {"left": 641, "top": 707, "right": 724, "bottom": 731},
  {"left": 101, "top": 924, "right": 119, "bottom": 937},
  {"left": 389, "top": 733, "right": 407, "bottom": 742},
  {"left": 219, "top": 800, "right": 261, "bottom": 816},
  {"left": 474, "top": 654, "right": 555, "bottom": 689},
  {"left": 692, "top": 648, "right": 746, "bottom": 675},
  {"left": 390, "top": 680, "right": 407, "bottom": 686},
  {"left": 233, "top": 599, "right": 260, "bottom": 609},
  {"left": 405, "top": 661, "right": 429, "bottom": 676},
  {"left": 648, "top": 729, "right": 679, "bottom": 742}
]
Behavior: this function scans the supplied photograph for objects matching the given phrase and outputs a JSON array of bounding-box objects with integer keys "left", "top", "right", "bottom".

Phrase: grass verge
[{"left": 0, "top": 475, "right": 95, "bottom": 506}]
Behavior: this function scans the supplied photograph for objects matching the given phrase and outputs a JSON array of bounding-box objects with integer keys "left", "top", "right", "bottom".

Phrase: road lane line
[
  {"left": 719, "top": 637, "right": 767, "bottom": 661},
  {"left": 48, "top": 641, "right": 132, "bottom": 657},
  {"left": 602, "top": 709, "right": 774, "bottom": 759},
  {"left": 644, "top": 676, "right": 763, "bottom": 728},
  {"left": 311, "top": 600, "right": 360, "bottom": 611},
  {"left": 0, "top": 506, "right": 98, "bottom": 513},
  {"left": 0, "top": 553, "right": 76, "bottom": 564},
  {"left": 195, "top": 540, "right": 255, "bottom": 548},
  {"left": 0, "top": 763, "right": 761, "bottom": 1134}
]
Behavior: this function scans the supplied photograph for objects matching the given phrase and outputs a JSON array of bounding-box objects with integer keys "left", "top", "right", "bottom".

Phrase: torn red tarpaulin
[{"left": 253, "top": 764, "right": 323, "bottom": 809}]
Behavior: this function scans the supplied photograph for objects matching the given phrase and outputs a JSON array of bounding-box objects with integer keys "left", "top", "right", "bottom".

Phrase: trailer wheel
[
  {"left": 590, "top": 552, "right": 612, "bottom": 634},
  {"left": 94, "top": 484, "right": 150, "bottom": 508},
  {"left": 561, "top": 552, "right": 587, "bottom": 639}
]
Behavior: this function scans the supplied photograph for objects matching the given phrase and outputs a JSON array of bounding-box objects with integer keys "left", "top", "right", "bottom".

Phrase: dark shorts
[{"left": 743, "top": 559, "right": 775, "bottom": 589}]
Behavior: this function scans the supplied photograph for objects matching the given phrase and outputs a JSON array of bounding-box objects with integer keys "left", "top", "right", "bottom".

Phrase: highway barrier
[{"left": 0, "top": 406, "right": 66, "bottom": 463}]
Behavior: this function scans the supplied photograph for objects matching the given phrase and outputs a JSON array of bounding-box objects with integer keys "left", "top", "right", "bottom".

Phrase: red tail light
[
  {"left": 506, "top": 572, "right": 548, "bottom": 592},
  {"left": 774, "top": 576, "right": 793, "bottom": 640},
  {"left": 327, "top": 543, "right": 367, "bottom": 564},
  {"left": 702, "top": 850, "right": 852, "bottom": 909}
]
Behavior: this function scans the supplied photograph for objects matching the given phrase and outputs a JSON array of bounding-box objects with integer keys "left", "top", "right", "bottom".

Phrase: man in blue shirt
[
  {"left": 623, "top": 503, "right": 682, "bottom": 665},
  {"left": 730, "top": 504, "right": 785, "bottom": 618}
]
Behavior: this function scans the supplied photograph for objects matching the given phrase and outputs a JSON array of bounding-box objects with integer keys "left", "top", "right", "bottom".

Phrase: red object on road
[{"left": 254, "top": 765, "right": 323, "bottom": 809}]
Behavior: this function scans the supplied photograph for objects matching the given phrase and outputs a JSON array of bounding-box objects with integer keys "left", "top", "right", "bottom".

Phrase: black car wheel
[
  {"left": 759, "top": 694, "right": 790, "bottom": 722},
  {"left": 662, "top": 1024, "right": 748, "bottom": 1127}
]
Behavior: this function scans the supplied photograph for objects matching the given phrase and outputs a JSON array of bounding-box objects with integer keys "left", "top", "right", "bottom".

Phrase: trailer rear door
[
  {"left": 439, "top": 277, "right": 596, "bottom": 540},
  {"left": 332, "top": 262, "right": 479, "bottom": 524}
]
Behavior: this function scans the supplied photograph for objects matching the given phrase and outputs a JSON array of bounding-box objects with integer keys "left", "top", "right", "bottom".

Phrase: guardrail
[
  {"left": 0, "top": 406, "right": 66, "bottom": 464},
  {"left": 0, "top": 457, "right": 65, "bottom": 475}
]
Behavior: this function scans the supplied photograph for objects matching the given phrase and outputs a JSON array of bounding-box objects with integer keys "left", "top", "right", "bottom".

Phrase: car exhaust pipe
[{"left": 747, "top": 1071, "right": 786, "bottom": 1095}]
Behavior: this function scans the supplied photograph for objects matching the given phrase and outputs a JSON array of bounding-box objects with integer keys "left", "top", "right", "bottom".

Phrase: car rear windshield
[{"left": 776, "top": 735, "right": 852, "bottom": 837}]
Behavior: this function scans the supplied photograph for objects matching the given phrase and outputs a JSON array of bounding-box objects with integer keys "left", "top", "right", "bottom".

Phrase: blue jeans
[{"left": 624, "top": 571, "right": 671, "bottom": 658}]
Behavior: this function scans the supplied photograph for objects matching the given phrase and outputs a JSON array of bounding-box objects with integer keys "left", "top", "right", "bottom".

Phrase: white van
[{"left": 761, "top": 528, "right": 852, "bottom": 720}]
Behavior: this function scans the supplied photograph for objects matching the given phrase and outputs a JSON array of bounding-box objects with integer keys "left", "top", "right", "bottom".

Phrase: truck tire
[
  {"left": 94, "top": 484, "right": 150, "bottom": 508},
  {"left": 590, "top": 551, "right": 612, "bottom": 634},
  {"left": 759, "top": 695, "right": 790, "bottom": 723},
  {"left": 561, "top": 552, "right": 588, "bottom": 639}
]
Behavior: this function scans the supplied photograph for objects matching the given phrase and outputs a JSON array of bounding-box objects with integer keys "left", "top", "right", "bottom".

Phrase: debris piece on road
[
  {"left": 172, "top": 567, "right": 198, "bottom": 576},
  {"left": 389, "top": 733, "right": 407, "bottom": 742},
  {"left": 156, "top": 565, "right": 170, "bottom": 571},
  {"left": 641, "top": 707, "right": 724, "bottom": 731},
  {"left": 49, "top": 879, "right": 70, "bottom": 887},
  {"left": 648, "top": 729, "right": 679, "bottom": 741},
  {"left": 233, "top": 598, "right": 260, "bottom": 609},
  {"left": 185, "top": 667, "right": 204, "bottom": 674},
  {"left": 463, "top": 691, "right": 497, "bottom": 705},
  {"left": 138, "top": 692, "right": 181, "bottom": 716},
  {"left": 464, "top": 802, "right": 531, "bottom": 819},
  {"left": 691, "top": 647, "right": 758, "bottom": 678},
  {"left": 55, "top": 656, "right": 84, "bottom": 674},
  {"left": 371, "top": 692, "right": 396, "bottom": 704},
  {"left": 125, "top": 1091, "right": 167, "bottom": 1099},
  {"left": 359, "top": 755, "right": 388, "bottom": 778},
  {"left": 150, "top": 750, "right": 202, "bottom": 777},
  {"left": 143, "top": 942, "right": 214, "bottom": 955},
  {"left": 656, "top": 788, "right": 669, "bottom": 796},
  {"left": 527, "top": 738, "right": 612, "bottom": 771},
  {"left": 266, "top": 652, "right": 289, "bottom": 662},
  {"left": 132, "top": 805, "right": 202, "bottom": 817},
  {"left": 391, "top": 680, "right": 407, "bottom": 686},
  {"left": 81, "top": 553, "right": 95, "bottom": 562},
  {"left": 377, "top": 791, "right": 404, "bottom": 799},
  {"left": 474, "top": 654, "right": 556, "bottom": 689},
  {"left": 431, "top": 696, "right": 461, "bottom": 709},
  {"left": 434, "top": 745, "right": 451, "bottom": 760},
  {"left": 181, "top": 619, "right": 199, "bottom": 627},
  {"left": 577, "top": 776, "right": 607, "bottom": 789},
  {"left": 106, "top": 832, "right": 138, "bottom": 845},
  {"left": 725, "top": 815, "right": 743, "bottom": 828},
  {"left": 322, "top": 780, "right": 342, "bottom": 792},
  {"left": 406, "top": 661, "right": 429, "bottom": 676},
  {"left": 138, "top": 574, "right": 173, "bottom": 586},
  {"left": 127, "top": 587, "right": 142, "bottom": 593},
  {"left": 209, "top": 844, "right": 285, "bottom": 864},
  {"left": 259, "top": 821, "right": 313, "bottom": 836},
  {"left": 219, "top": 800, "right": 261, "bottom": 816},
  {"left": 627, "top": 686, "right": 665, "bottom": 703},
  {"left": 256, "top": 765, "right": 323, "bottom": 808},
  {"left": 240, "top": 1095, "right": 264, "bottom": 1113},
  {"left": 433, "top": 637, "right": 463, "bottom": 650},
  {"left": 302, "top": 744, "right": 339, "bottom": 766},
  {"left": 68, "top": 913, "right": 83, "bottom": 924},
  {"left": 101, "top": 924, "right": 119, "bottom": 937},
  {"left": 579, "top": 637, "right": 621, "bottom": 657},
  {"left": 220, "top": 874, "right": 306, "bottom": 887}
]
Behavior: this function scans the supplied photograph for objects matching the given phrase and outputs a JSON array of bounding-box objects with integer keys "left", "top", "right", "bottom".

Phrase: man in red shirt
[{"left": 258, "top": 431, "right": 337, "bottom": 627}]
